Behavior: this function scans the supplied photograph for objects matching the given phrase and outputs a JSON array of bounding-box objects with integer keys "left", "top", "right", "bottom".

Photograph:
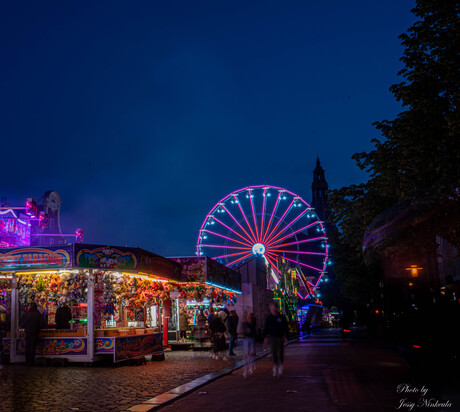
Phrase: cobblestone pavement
[{"left": 0, "top": 346, "right": 249, "bottom": 412}]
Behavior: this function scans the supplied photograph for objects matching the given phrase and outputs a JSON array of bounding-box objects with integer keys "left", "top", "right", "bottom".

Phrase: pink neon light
[
  {"left": 261, "top": 191, "right": 281, "bottom": 244},
  {"left": 235, "top": 195, "right": 257, "bottom": 243},
  {"left": 216, "top": 250, "right": 251, "bottom": 259},
  {"left": 202, "top": 229, "right": 252, "bottom": 247},
  {"left": 264, "top": 198, "right": 295, "bottom": 244},
  {"left": 225, "top": 251, "right": 253, "bottom": 267},
  {"left": 260, "top": 187, "right": 267, "bottom": 243},
  {"left": 268, "top": 249, "right": 326, "bottom": 256},
  {"left": 264, "top": 254, "right": 282, "bottom": 279},
  {"left": 248, "top": 189, "right": 259, "bottom": 242},
  {"left": 282, "top": 256, "right": 323, "bottom": 272},
  {"left": 264, "top": 207, "right": 309, "bottom": 246},
  {"left": 269, "top": 236, "right": 326, "bottom": 249},
  {"left": 266, "top": 221, "right": 321, "bottom": 247},
  {"left": 221, "top": 204, "right": 256, "bottom": 246},
  {"left": 199, "top": 244, "right": 250, "bottom": 250},
  {"left": 211, "top": 216, "right": 253, "bottom": 246}
]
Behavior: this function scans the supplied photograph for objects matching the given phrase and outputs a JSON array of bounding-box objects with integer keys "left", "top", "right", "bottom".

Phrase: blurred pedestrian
[
  {"left": 210, "top": 310, "right": 227, "bottom": 360},
  {"left": 0, "top": 301, "right": 8, "bottom": 373},
  {"left": 242, "top": 312, "right": 256, "bottom": 378},
  {"left": 195, "top": 309, "right": 207, "bottom": 344},
  {"left": 179, "top": 308, "right": 189, "bottom": 342},
  {"left": 226, "top": 310, "right": 239, "bottom": 356},
  {"left": 19, "top": 302, "right": 44, "bottom": 366},
  {"left": 264, "top": 302, "right": 288, "bottom": 378}
]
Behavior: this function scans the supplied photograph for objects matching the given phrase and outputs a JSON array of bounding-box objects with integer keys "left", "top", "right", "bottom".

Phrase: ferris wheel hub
[{"left": 252, "top": 243, "right": 266, "bottom": 256}]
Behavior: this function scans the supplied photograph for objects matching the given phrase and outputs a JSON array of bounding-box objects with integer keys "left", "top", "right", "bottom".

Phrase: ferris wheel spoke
[
  {"left": 261, "top": 191, "right": 281, "bottom": 244},
  {"left": 201, "top": 229, "right": 253, "bottom": 247},
  {"left": 282, "top": 256, "right": 323, "bottom": 272},
  {"left": 199, "top": 244, "right": 250, "bottom": 250},
  {"left": 266, "top": 221, "right": 320, "bottom": 247},
  {"left": 225, "top": 251, "right": 253, "bottom": 267},
  {"left": 264, "top": 207, "right": 309, "bottom": 245},
  {"left": 216, "top": 250, "right": 252, "bottom": 259},
  {"left": 234, "top": 195, "right": 258, "bottom": 243},
  {"left": 211, "top": 216, "right": 253, "bottom": 246},
  {"left": 260, "top": 187, "right": 267, "bottom": 243},
  {"left": 263, "top": 198, "right": 295, "bottom": 244},
  {"left": 268, "top": 236, "right": 326, "bottom": 249},
  {"left": 267, "top": 249, "right": 327, "bottom": 256},
  {"left": 264, "top": 254, "right": 282, "bottom": 282},
  {"left": 248, "top": 189, "right": 259, "bottom": 242},
  {"left": 221, "top": 204, "right": 257, "bottom": 246}
]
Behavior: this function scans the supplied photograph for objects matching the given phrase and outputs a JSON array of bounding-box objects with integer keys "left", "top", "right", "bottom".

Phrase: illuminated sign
[{"left": 0, "top": 247, "right": 72, "bottom": 270}]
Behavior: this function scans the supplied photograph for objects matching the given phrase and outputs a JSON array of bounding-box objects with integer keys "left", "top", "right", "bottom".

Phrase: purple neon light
[
  {"left": 211, "top": 216, "right": 253, "bottom": 246},
  {"left": 268, "top": 236, "right": 326, "bottom": 249},
  {"left": 282, "top": 255, "right": 323, "bottom": 272},
  {"left": 234, "top": 194, "right": 257, "bottom": 244},
  {"left": 225, "top": 251, "right": 253, "bottom": 267},
  {"left": 216, "top": 250, "right": 251, "bottom": 259},
  {"left": 198, "top": 244, "right": 249, "bottom": 250},
  {"left": 261, "top": 191, "right": 281, "bottom": 244},
  {"left": 264, "top": 198, "right": 295, "bottom": 245},
  {"left": 260, "top": 187, "right": 267, "bottom": 243},
  {"left": 220, "top": 204, "right": 256, "bottom": 246},
  {"left": 264, "top": 206, "right": 309, "bottom": 246},
  {"left": 266, "top": 221, "right": 321, "bottom": 247},
  {"left": 202, "top": 229, "right": 252, "bottom": 247},
  {"left": 248, "top": 189, "right": 259, "bottom": 242},
  {"left": 270, "top": 249, "right": 326, "bottom": 256}
]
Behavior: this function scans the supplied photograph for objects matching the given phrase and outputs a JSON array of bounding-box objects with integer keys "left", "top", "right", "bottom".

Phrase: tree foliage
[{"left": 328, "top": 0, "right": 460, "bottom": 306}]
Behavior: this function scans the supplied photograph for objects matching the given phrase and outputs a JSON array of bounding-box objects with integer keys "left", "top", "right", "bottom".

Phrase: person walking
[
  {"left": 242, "top": 312, "right": 256, "bottom": 378},
  {"left": 0, "top": 301, "right": 8, "bottom": 373},
  {"left": 264, "top": 302, "right": 288, "bottom": 378},
  {"left": 210, "top": 310, "right": 227, "bottom": 360},
  {"left": 19, "top": 302, "right": 44, "bottom": 366},
  {"left": 226, "top": 310, "right": 239, "bottom": 356},
  {"left": 178, "top": 308, "right": 189, "bottom": 342}
]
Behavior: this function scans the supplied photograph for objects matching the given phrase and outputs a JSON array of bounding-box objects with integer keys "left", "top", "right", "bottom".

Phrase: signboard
[
  {"left": 95, "top": 337, "right": 115, "bottom": 354},
  {"left": 0, "top": 246, "right": 72, "bottom": 271},
  {"left": 15, "top": 337, "right": 87, "bottom": 356},
  {"left": 169, "top": 257, "right": 206, "bottom": 282},
  {"left": 74, "top": 244, "right": 138, "bottom": 271},
  {"left": 114, "top": 333, "right": 163, "bottom": 362},
  {"left": 206, "top": 258, "right": 241, "bottom": 292},
  {"left": 139, "top": 249, "right": 182, "bottom": 282}
]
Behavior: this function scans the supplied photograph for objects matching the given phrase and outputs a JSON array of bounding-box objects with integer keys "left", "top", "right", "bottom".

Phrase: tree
[{"left": 329, "top": 0, "right": 460, "bottom": 308}]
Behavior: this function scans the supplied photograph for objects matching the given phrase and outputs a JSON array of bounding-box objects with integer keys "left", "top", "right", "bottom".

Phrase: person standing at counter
[
  {"left": 55, "top": 303, "right": 72, "bottom": 329},
  {"left": 19, "top": 302, "right": 44, "bottom": 366}
]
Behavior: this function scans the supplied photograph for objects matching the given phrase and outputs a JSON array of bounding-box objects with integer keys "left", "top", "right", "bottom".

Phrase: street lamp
[{"left": 405, "top": 264, "right": 423, "bottom": 278}]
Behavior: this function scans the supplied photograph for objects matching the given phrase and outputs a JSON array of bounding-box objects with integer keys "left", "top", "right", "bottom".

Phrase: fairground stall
[
  {"left": 168, "top": 257, "right": 241, "bottom": 342},
  {"left": 0, "top": 244, "right": 181, "bottom": 363}
]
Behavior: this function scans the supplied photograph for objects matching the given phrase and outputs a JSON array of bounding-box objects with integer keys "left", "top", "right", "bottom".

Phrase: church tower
[{"left": 311, "top": 157, "right": 329, "bottom": 222}]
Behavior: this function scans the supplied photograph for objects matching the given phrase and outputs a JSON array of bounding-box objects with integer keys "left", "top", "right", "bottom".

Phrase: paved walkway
[{"left": 158, "top": 330, "right": 459, "bottom": 412}]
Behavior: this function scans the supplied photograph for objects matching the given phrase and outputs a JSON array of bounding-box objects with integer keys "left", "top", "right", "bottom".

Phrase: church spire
[{"left": 311, "top": 157, "right": 329, "bottom": 221}]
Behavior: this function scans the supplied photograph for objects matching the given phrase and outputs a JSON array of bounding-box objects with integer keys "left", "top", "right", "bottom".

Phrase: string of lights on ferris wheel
[{"left": 196, "top": 185, "right": 329, "bottom": 294}]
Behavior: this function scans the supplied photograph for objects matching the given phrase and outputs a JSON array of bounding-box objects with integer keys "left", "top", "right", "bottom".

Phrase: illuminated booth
[
  {"left": 0, "top": 244, "right": 181, "bottom": 363},
  {"left": 168, "top": 257, "right": 242, "bottom": 342}
]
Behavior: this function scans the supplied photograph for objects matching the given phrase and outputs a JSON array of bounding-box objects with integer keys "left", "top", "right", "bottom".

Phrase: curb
[{"left": 125, "top": 338, "right": 299, "bottom": 412}]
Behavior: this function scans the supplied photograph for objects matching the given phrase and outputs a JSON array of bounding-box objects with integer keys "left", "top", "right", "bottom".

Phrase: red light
[
  {"left": 343, "top": 329, "right": 350, "bottom": 333},
  {"left": 413, "top": 345, "right": 421, "bottom": 349}
]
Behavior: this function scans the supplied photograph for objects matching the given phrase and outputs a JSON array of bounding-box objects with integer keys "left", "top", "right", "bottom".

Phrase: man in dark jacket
[
  {"left": 264, "top": 302, "right": 288, "bottom": 378},
  {"left": 226, "top": 310, "right": 239, "bottom": 356},
  {"left": 20, "top": 302, "right": 44, "bottom": 366},
  {"left": 55, "top": 303, "right": 72, "bottom": 329}
]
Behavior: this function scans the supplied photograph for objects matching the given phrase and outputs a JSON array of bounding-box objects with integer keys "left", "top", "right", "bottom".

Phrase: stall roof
[
  {"left": 168, "top": 256, "right": 242, "bottom": 294},
  {"left": 0, "top": 244, "right": 182, "bottom": 282}
]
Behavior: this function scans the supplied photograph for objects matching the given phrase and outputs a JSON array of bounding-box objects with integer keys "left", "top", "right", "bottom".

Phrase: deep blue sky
[{"left": 0, "top": 1, "right": 416, "bottom": 255}]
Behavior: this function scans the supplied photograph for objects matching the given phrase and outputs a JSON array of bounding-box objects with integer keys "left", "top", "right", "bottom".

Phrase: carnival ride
[{"left": 196, "top": 185, "right": 328, "bottom": 299}]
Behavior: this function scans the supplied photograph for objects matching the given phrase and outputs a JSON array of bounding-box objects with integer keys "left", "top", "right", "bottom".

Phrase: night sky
[{"left": 1, "top": 1, "right": 415, "bottom": 256}]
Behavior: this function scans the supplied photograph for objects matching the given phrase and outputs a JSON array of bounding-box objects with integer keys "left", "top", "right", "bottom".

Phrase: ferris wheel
[{"left": 196, "top": 185, "right": 328, "bottom": 297}]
